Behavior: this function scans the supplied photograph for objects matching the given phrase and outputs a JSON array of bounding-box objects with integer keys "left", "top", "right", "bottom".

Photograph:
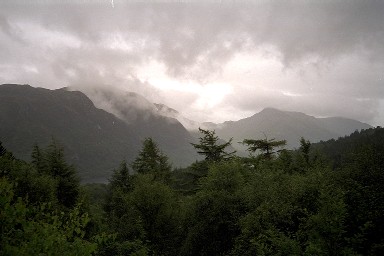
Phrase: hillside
[
  {"left": 0, "top": 84, "right": 198, "bottom": 182},
  {"left": 72, "top": 87, "right": 199, "bottom": 166},
  {"left": 313, "top": 126, "right": 384, "bottom": 169},
  {"left": 211, "top": 107, "right": 372, "bottom": 152},
  {"left": 154, "top": 103, "right": 201, "bottom": 131}
]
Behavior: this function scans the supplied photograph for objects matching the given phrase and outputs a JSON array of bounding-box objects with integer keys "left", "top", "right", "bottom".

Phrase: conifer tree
[
  {"left": 299, "top": 137, "right": 311, "bottom": 165},
  {"left": 242, "top": 136, "right": 286, "bottom": 159},
  {"left": 131, "top": 138, "right": 171, "bottom": 183},
  {"left": 31, "top": 144, "right": 46, "bottom": 173},
  {"left": 0, "top": 141, "right": 6, "bottom": 157},
  {"left": 191, "top": 128, "right": 236, "bottom": 162},
  {"left": 45, "top": 139, "right": 80, "bottom": 208},
  {"left": 109, "top": 161, "right": 133, "bottom": 193}
]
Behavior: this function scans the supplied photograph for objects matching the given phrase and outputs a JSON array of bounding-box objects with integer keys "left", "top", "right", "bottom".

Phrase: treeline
[{"left": 1, "top": 127, "right": 384, "bottom": 255}]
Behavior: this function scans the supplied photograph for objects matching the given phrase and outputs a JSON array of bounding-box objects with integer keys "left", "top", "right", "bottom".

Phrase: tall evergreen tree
[
  {"left": 31, "top": 144, "right": 46, "bottom": 173},
  {"left": 44, "top": 139, "right": 80, "bottom": 208},
  {"left": 191, "top": 128, "right": 235, "bottom": 162},
  {"left": 299, "top": 137, "right": 311, "bottom": 165},
  {"left": 109, "top": 161, "right": 133, "bottom": 193},
  {"left": 0, "top": 141, "right": 6, "bottom": 157},
  {"left": 131, "top": 138, "right": 171, "bottom": 183}
]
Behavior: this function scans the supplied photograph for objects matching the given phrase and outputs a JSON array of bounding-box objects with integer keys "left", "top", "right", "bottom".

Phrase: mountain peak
[
  {"left": 261, "top": 107, "right": 280, "bottom": 112},
  {"left": 154, "top": 103, "right": 179, "bottom": 115},
  {"left": 258, "top": 107, "right": 283, "bottom": 114}
]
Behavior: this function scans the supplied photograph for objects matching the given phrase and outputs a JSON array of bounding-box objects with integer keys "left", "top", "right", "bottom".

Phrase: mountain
[
  {"left": 0, "top": 84, "right": 373, "bottom": 181},
  {"left": 312, "top": 126, "right": 384, "bottom": 169},
  {"left": 72, "top": 87, "right": 199, "bottom": 165},
  {"left": 0, "top": 84, "right": 198, "bottom": 182},
  {"left": 154, "top": 103, "right": 201, "bottom": 131},
  {"left": 211, "top": 107, "right": 372, "bottom": 152}
]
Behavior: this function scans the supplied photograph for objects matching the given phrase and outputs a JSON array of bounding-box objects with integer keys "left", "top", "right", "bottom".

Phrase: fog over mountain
[
  {"left": 211, "top": 107, "right": 372, "bottom": 152},
  {"left": 0, "top": 84, "right": 199, "bottom": 182},
  {"left": 0, "top": 1, "right": 383, "bottom": 126}
]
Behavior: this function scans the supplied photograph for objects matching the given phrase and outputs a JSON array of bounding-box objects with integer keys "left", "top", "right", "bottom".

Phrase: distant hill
[
  {"left": 0, "top": 84, "right": 373, "bottom": 181},
  {"left": 312, "top": 126, "right": 384, "bottom": 169},
  {"left": 73, "top": 86, "right": 199, "bottom": 167},
  {"left": 154, "top": 103, "right": 201, "bottom": 131},
  {"left": 209, "top": 108, "right": 372, "bottom": 152},
  {"left": 0, "top": 84, "right": 198, "bottom": 182}
]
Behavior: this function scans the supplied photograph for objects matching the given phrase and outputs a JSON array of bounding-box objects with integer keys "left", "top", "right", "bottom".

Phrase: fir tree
[
  {"left": 131, "top": 138, "right": 171, "bottom": 183},
  {"left": 191, "top": 128, "right": 236, "bottom": 162},
  {"left": 31, "top": 144, "right": 46, "bottom": 173},
  {"left": 45, "top": 139, "right": 80, "bottom": 208},
  {"left": 299, "top": 137, "right": 311, "bottom": 165},
  {"left": 0, "top": 141, "right": 6, "bottom": 157},
  {"left": 242, "top": 136, "right": 286, "bottom": 159},
  {"left": 109, "top": 161, "right": 133, "bottom": 193}
]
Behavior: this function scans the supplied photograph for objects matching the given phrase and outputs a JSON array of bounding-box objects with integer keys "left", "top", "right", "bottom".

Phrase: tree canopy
[
  {"left": 191, "top": 128, "right": 236, "bottom": 162},
  {"left": 242, "top": 136, "right": 286, "bottom": 159},
  {"left": 131, "top": 137, "right": 171, "bottom": 183},
  {"left": 2, "top": 127, "right": 384, "bottom": 255}
]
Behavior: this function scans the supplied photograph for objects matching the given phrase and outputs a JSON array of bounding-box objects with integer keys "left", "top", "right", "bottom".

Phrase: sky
[{"left": 0, "top": 0, "right": 384, "bottom": 125}]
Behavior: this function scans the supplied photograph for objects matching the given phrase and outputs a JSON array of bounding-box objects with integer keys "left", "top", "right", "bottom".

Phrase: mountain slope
[
  {"left": 73, "top": 87, "right": 199, "bottom": 166},
  {"left": 0, "top": 84, "right": 198, "bottom": 182},
  {"left": 213, "top": 108, "right": 372, "bottom": 151},
  {"left": 154, "top": 103, "right": 201, "bottom": 131}
]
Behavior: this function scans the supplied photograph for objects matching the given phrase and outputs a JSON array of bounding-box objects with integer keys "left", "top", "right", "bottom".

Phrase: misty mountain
[
  {"left": 154, "top": 103, "right": 201, "bottom": 131},
  {"left": 0, "top": 84, "right": 198, "bottom": 182},
  {"left": 210, "top": 107, "right": 372, "bottom": 153},
  {"left": 73, "top": 87, "right": 199, "bottom": 165}
]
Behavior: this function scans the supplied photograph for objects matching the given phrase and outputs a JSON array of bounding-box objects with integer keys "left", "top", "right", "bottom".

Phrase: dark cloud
[{"left": 0, "top": 1, "right": 383, "bottom": 125}]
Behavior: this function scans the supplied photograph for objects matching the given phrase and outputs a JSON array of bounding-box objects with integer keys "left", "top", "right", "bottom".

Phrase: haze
[{"left": 1, "top": 0, "right": 383, "bottom": 125}]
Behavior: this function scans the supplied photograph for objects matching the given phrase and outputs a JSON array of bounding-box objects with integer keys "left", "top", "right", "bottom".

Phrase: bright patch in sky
[{"left": 136, "top": 60, "right": 233, "bottom": 110}]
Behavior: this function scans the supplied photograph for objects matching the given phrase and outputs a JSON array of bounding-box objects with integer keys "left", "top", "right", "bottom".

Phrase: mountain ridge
[
  {"left": 208, "top": 107, "right": 372, "bottom": 152},
  {"left": 0, "top": 84, "right": 198, "bottom": 182},
  {"left": 0, "top": 84, "right": 373, "bottom": 182}
]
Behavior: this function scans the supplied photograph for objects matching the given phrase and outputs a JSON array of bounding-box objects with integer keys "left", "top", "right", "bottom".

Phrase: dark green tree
[
  {"left": 0, "top": 141, "right": 14, "bottom": 161},
  {"left": 44, "top": 139, "right": 80, "bottom": 208},
  {"left": 0, "top": 178, "right": 97, "bottom": 255},
  {"left": 0, "top": 141, "right": 6, "bottom": 157},
  {"left": 109, "top": 161, "right": 133, "bottom": 193},
  {"left": 31, "top": 144, "right": 46, "bottom": 173},
  {"left": 300, "top": 137, "right": 311, "bottom": 165},
  {"left": 104, "top": 161, "right": 134, "bottom": 222},
  {"left": 182, "top": 161, "right": 246, "bottom": 255},
  {"left": 242, "top": 136, "right": 286, "bottom": 159},
  {"left": 191, "top": 128, "right": 236, "bottom": 162},
  {"left": 131, "top": 138, "right": 171, "bottom": 183}
]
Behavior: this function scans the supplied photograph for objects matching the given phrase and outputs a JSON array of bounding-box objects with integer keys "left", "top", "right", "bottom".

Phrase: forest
[{"left": 1, "top": 127, "right": 383, "bottom": 255}]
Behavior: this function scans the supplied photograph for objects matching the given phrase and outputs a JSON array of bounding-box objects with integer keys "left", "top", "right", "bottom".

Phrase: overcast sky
[{"left": 1, "top": 0, "right": 383, "bottom": 125}]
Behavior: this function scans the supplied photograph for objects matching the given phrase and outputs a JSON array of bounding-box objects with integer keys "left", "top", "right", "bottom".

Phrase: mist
[{"left": 1, "top": 0, "right": 383, "bottom": 125}]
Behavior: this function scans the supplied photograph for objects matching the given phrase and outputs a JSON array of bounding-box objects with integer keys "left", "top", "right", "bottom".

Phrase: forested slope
[{"left": 1, "top": 127, "right": 383, "bottom": 255}]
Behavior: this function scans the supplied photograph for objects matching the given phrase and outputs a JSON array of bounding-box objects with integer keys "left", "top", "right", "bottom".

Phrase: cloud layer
[{"left": 1, "top": 1, "right": 383, "bottom": 125}]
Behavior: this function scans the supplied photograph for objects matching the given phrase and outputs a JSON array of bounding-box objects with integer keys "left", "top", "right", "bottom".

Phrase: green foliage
[
  {"left": 109, "top": 161, "right": 133, "bottom": 193},
  {"left": 0, "top": 141, "right": 6, "bottom": 157},
  {"left": 182, "top": 161, "right": 247, "bottom": 255},
  {"left": 104, "top": 153, "right": 182, "bottom": 255},
  {"left": 242, "top": 136, "right": 286, "bottom": 159},
  {"left": 0, "top": 144, "right": 57, "bottom": 206},
  {"left": 131, "top": 138, "right": 171, "bottom": 183},
  {"left": 191, "top": 128, "right": 236, "bottom": 162},
  {"left": 31, "top": 139, "right": 80, "bottom": 209},
  {"left": 2, "top": 127, "right": 384, "bottom": 255},
  {"left": 299, "top": 137, "right": 311, "bottom": 165},
  {"left": 31, "top": 143, "right": 46, "bottom": 173},
  {"left": 103, "top": 172, "right": 182, "bottom": 255},
  {"left": 0, "top": 178, "right": 97, "bottom": 255},
  {"left": 325, "top": 128, "right": 384, "bottom": 255}
]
